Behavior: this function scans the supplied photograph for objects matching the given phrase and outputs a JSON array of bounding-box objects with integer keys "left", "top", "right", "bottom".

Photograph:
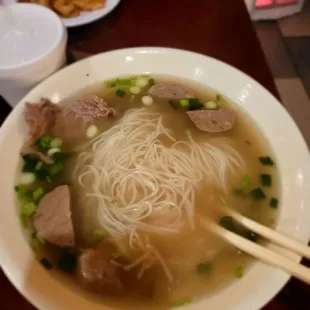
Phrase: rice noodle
[{"left": 73, "top": 108, "right": 245, "bottom": 280}]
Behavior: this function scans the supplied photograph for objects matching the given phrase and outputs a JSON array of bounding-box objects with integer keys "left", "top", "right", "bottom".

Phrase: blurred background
[{"left": 246, "top": 0, "right": 310, "bottom": 145}]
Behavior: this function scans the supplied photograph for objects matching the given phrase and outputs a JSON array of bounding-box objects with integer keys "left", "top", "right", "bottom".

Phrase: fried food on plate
[{"left": 19, "top": 0, "right": 107, "bottom": 18}]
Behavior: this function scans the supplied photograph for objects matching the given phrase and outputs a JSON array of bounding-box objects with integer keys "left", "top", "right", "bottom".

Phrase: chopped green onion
[
  {"left": 93, "top": 229, "right": 108, "bottom": 241},
  {"left": 149, "top": 78, "right": 155, "bottom": 86},
  {"left": 20, "top": 214, "right": 27, "bottom": 227},
  {"left": 49, "top": 162, "right": 64, "bottom": 176},
  {"left": 141, "top": 95, "right": 153, "bottom": 106},
  {"left": 170, "top": 298, "right": 192, "bottom": 308},
  {"left": 117, "top": 78, "right": 132, "bottom": 86},
  {"left": 169, "top": 100, "right": 180, "bottom": 110},
  {"left": 35, "top": 161, "right": 43, "bottom": 171},
  {"left": 247, "top": 231, "right": 258, "bottom": 242},
  {"left": 40, "top": 257, "right": 53, "bottom": 270},
  {"left": 219, "top": 216, "right": 234, "bottom": 231},
  {"left": 21, "top": 202, "right": 37, "bottom": 217},
  {"left": 259, "top": 156, "right": 274, "bottom": 166},
  {"left": 110, "top": 198, "right": 117, "bottom": 204},
  {"left": 204, "top": 101, "right": 218, "bottom": 110},
  {"left": 105, "top": 78, "right": 117, "bottom": 87},
  {"left": 260, "top": 174, "right": 272, "bottom": 187},
  {"left": 188, "top": 98, "right": 203, "bottom": 111},
  {"left": 30, "top": 236, "right": 39, "bottom": 250},
  {"left": 47, "top": 147, "right": 61, "bottom": 157},
  {"left": 86, "top": 125, "right": 98, "bottom": 138},
  {"left": 15, "top": 185, "right": 33, "bottom": 198},
  {"left": 22, "top": 155, "right": 39, "bottom": 173},
  {"left": 33, "top": 187, "right": 44, "bottom": 202},
  {"left": 129, "top": 86, "right": 141, "bottom": 95},
  {"left": 20, "top": 172, "right": 36, "bottom": 185},
  {"left": 115, "top": 89, "right": 126, "bottom": 97},
  {"left": 36, "top": 135, "right": 53, "bottom": 149},
  {"left": 135, "top": 77, "right": 149, "bottom": 87},
  {"left": 249, "top": 188, "right": 266, "bottom": 201},
  {"left": 196, "top": 262, "right": 212, "bottom": 274},
  {"left": 240, "top": 175, "right": 251, "bottom": 188},
  {"left": 180, "top": 98, "right": 190, "bottom": 107},
  {"left": 57, "top": 248, "right": 77, "bottom": 274},
  {"left": 270, "top": 197, "right": 279, "bottom": 208},
  {"left": 52, "top": 152, "right": 69, "bottom": 162},
  {"left": 36, "top": 233, "right": 45, "bottom": 244},
  {"left": 234, "top": 266, "right": 244, "bottom": 278},
  {"left": 50, "top": 137, "right": 63, "bottom": 148}
]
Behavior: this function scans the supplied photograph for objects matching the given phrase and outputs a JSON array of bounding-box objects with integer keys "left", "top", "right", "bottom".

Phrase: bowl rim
[{"left": 0, "top": 47, "right": 310, "bottom": 310}]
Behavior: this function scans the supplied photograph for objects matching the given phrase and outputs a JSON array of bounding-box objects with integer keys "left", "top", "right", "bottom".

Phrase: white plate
[
  {"left": 0, "top": 47, "right": 310, "bottom": 310},
  {"left": 1, "top": 0, "right": 121, "bottom": 27}
]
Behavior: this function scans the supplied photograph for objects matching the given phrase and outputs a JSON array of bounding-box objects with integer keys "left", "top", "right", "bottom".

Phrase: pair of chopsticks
[{"left": 200, "top": 207, "right": 310, "bottom": 284}]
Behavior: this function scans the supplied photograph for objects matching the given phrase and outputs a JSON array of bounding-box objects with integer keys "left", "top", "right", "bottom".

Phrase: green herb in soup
[{"left": 15, "top": 75, "right": 279, "bottom": 308}]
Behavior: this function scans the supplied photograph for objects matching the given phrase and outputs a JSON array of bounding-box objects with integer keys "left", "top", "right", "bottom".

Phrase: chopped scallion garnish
[
  {"left": 204, "top": 101, "right": 218, "bottom": 110},
  {"left": 57, "top": 248, "right": 77, "bottom": 273},
  {"left": 270, "top": 197, "right": 279, "bottom": 208},
  {"left": 170, "top": 298, "right": 192, "bottom": 308},
  {"left": 249, "top": 188, "right": 266, "bottom": 201},
  {"left": 240, "top": 175, "right": 251, "bottom": 188},
  {"left": 219, "top": 216, "right": 234, "bottom": 231},
  {"left": 180, "top": 98, "right": 189, "bottom": 107},
  {"left": 234, "top": 266, "right": 244, "bottom": 278},
  {"left": 33, "top": 187, "right": 44, "bottom": 202},
  {"left": 93, "top": 229, "right": 108, "bottom": 241},
  {"left": 188, "top": 98, "right": 203, "bottom": 111},
  {"left": 40, "top": 257, "right": 53, "bottom": 270},
  {"left": 49, "top": 162, "right": 63, "bottom": 176},
  {"left": 169, "top": 100, "right": 180, "bottom": 110},
  {"left": 260, "top": 174, "right": 272, "bottom": 187},
  {"left": 196, "top": 261, "right": 212, "bottom": 274},
  {"left": 259, "top": 156, "right": 274, "bottom": 166},
  {"left": 35, "top": 135, "right": 53, "bottom": 149},
  {"left": 115, "top": 89, "right": 126, "bottom": 97},
  {"left": 21, "top": 202, "right": 37, "bottom": 217},
  {"left": 50, "top": 137, "right": 63, "bottom": 148},
  {"left": 247, "top": 231, "right": 258, "bottom": 242}
]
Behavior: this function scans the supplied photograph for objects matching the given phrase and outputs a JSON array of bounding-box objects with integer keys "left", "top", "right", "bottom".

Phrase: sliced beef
[
  {"left": 20, "top": 143, "right": 53, "bottom": 164},
  {"left": 76, "top": 242, "right": 123, "bottom": 295},
  {"left": 24, "top": 99, "right": 61, "bottom": 142},
  {"left": 62, "top": 95, "right": 116, "bottom": 123},
  {"left": 148, "top": 83, "right": 195, "bottom": 99},
  {"left": 52, "top": 95, "right": 115, "bottom": 142},
  {"left": 34, "top": 185, "right": 75, "bottom": 247},
  {"left": 187, "top": 109, "right": 236, "bottom": 132}
]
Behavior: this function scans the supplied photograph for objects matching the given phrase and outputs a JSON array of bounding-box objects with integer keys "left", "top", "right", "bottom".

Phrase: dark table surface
[{"left": 1, "top": 0, "right": 309, "bottom": 309}]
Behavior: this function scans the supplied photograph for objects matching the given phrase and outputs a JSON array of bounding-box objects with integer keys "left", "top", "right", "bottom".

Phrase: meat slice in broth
[
  {"left": 34, "top": 185, "right": 75, "bottom": 247},
  {"left": 77, "top": 242, "right": 123, "bottom": 295},
  {"left": 24, "top": 99, "right": 61, "bottom": 142},
  {"left": 61, "top": 95, "right": 116, "bottom": 122},
  {"left": 187, "top": 109, "right": 236, "bottom": 132},
  {"left": 149, "top": 83, "right": 195, "bottom": 99}
]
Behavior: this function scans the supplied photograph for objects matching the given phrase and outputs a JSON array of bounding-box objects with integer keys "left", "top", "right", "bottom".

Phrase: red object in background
[
  {"left": 275, "top": 0, "right": 299, "bottom": 4},
  {"left": 256, "top": 0, "right": 274, "bottom": 7},
  {"left": 255, "top": 0, "right": 299, "bottom": 7}
]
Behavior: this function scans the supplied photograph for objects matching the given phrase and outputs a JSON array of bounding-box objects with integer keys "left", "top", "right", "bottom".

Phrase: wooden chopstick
[
  {"left": 200, "top": 219, "right": 310, "bottom": 284},
  {"left": 223, "top": 207, "right": 310, "bottom": 259}
]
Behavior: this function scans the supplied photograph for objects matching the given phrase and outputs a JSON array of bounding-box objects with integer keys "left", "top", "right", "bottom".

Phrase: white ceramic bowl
[{"left": 0, "top": 47, "right": 310, "bottom": 310}]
